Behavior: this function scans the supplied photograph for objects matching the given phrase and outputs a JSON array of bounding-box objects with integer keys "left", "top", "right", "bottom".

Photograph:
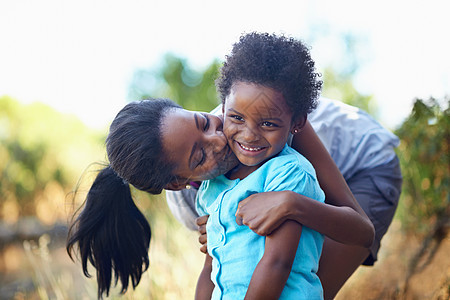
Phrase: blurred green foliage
[
  {"left": 129, "top": 53, "right": 221, "bottom": 112},
  {"left": 395, "top": 98, "right": 450, "bottom": 234},
  {"left": 0, "top": 96, "right": 105, "bottom": 218},
  {"left": 321, "top": 67, "right": 374, "bottom": 115},
  {"left": 306, "top": 30, "right": 376, "bottom": 115}
]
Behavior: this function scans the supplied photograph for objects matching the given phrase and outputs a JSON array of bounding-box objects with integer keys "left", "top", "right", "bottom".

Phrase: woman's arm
[
  {"left": 236, "top": 121, "right": 374, "bottom": 247},
  {"left": 245, "top": 220, "right": 302, "bottom": 300},
  {"left": 237, "top": 191, "right": 373, "bottom": 247},
  {"left": 195, "top": 253, "right": 214, "bottom": 300}
]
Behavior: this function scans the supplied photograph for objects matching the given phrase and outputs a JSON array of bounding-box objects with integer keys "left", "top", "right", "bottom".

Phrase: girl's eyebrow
[
  {"left": 227, "top": 108, "right": 244, "bottom": 116},
  {"left": 260, "top": 116, "right": 283, "bottom": 123},
  {"left": 228, "top": 107, "right": 283, "bottom": 123}
]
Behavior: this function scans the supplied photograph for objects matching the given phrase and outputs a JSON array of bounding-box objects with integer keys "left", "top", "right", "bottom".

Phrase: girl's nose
[{"left": 241, "top": 125, "right": 259, "bottom": 143}]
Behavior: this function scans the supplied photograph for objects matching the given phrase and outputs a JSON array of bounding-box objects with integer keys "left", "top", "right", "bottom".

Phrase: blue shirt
[{"left": 196, "top": 145, "right": 325, "bottom": 299}]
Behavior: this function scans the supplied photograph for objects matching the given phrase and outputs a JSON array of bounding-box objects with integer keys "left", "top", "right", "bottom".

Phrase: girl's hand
[
  {"left": 236, "top": 191, "right": 294, "bottom": 236},
  {"left": 196, "top": 215, "right": 209, "bottom": 253}
]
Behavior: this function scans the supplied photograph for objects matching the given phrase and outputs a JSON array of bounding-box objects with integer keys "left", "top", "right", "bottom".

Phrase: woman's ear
[
  {"left": 165, "top": 180, "right": 188, "bottom": 191},
  {"left": 291, "top": 114, "right": 307, "bottom": 135}
]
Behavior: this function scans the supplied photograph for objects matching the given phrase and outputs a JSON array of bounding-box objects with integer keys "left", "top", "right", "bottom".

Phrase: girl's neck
[
  {"left": 226, "top": 163, "right": 261, "bottom": 180},
  {"left": 226, "top": 147, "right": 287, "bottom": 180}
]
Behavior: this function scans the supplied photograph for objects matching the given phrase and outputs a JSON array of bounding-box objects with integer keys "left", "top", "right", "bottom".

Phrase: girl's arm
[
  {"left": 195, "top": 253, "right": 214, "bottom": 300},
  {"left": 236, "top": 121, "right": 374, "bottom": 247},
  {"left": 245, "top": 220, "right": 302, "bottom": 300}
]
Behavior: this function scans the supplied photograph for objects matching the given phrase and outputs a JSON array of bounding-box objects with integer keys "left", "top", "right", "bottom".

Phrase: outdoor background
[{"left": 0, "top": 0, "right": 449, "bottom": 299}]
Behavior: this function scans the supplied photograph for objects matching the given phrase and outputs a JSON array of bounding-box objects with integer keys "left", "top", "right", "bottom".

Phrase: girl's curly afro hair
[{"left": 216, "top": 32, "right": 322, "bottom": 118}]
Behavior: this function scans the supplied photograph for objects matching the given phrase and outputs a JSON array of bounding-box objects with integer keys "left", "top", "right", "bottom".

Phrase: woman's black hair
[
  {"left": 67, "top": 99, "right": 181, "bottom": 298},
  {"left": 216, "top": 32, "right": 322, "bottom": 119},
  {"left": 106, "top": 99, "right": 181, "bottom": 194}
]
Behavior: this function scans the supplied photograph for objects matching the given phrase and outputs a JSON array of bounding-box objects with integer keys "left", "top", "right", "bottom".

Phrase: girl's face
[
  {"left": 161, "top": 109, "right": 239, "bottom": 182},
  {"left": 223, "top": 82, "right": 295, "bottom": 168}
]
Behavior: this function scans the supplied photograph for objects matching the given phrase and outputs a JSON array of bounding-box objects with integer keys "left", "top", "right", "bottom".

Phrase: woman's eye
[
  {"left": 197, "top": 148, "right": 206, "bottom": 167},
  {"left": 203, "top": 115, "right": 210, "bottom": 131}
]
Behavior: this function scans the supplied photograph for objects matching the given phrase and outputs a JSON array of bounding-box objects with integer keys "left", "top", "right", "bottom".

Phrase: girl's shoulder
[{"left": 263, "top": 145, "right": 317, "bottom": 178}]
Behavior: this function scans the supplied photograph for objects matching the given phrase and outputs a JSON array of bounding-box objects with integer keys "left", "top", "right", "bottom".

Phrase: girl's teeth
[{"left": 240, "top": 143, "right": 263, "bottom": 151}]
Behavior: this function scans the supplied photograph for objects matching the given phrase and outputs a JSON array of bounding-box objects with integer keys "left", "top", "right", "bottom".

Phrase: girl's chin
[{"left": 236, "top": 156, "right": 266, "bottom": 168}]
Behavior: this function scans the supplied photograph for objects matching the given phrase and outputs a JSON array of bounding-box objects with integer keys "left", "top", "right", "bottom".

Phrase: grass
[{"left": 1, "top": 192, "right": 204, "bottom": 299}]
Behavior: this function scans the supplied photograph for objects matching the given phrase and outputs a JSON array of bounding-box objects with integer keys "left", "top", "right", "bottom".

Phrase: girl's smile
[{"left": 236, "top": 141, "right": 267, "bottom": 153}]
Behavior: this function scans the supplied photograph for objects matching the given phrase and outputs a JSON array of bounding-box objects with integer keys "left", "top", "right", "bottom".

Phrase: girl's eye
[
  {"left": 230, "top": 115, "right": 244, "bottom": 121},
  {"left": 262, "top": 121, "right": 277, "bottom": 127}
]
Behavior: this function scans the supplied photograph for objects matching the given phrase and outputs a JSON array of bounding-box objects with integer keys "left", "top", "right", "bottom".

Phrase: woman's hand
[
  {"left": 236, "top": 191, "right": 294, "bottom": 236},
  {"left": 196, "top": 215, "right": 209, "bottom": 253}
]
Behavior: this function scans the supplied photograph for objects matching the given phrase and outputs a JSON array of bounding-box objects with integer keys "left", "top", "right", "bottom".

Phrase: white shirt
[{"left": 309, "top": 97, "right": 399, "bottom": 179}]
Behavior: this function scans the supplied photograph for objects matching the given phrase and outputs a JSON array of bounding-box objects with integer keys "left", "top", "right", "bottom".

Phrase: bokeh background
[{"left": 0, "top": 0, "right": 449, "bottom": 299}]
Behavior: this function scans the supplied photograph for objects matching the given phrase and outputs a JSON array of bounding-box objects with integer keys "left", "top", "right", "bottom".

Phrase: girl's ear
[{"left": 291, "top": 114, "right": 307, "bottom": 135}]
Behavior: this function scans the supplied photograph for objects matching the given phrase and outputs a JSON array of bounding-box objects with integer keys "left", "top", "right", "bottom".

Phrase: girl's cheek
[{"left": 223, "top": 122, "right": 239, "bottom": 138}]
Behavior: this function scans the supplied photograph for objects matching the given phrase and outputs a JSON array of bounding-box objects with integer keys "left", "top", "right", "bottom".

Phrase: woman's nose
[
  {"left": 206, "top": 130, "right": 227, "bottom": 154},
  {"left": 205, "top": 114, "right": 226, "bottom": 151},
  {"left": 214, "top": 114, "right": 224, "bottom": 132}
]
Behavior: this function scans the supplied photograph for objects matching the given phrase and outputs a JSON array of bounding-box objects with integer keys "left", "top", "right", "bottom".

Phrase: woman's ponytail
[
  {"left": 67, "top": 99, "right": 182, "bottom": 297},
  {"left": 66, "top": 166, "right": 151, "bottom": 298}
]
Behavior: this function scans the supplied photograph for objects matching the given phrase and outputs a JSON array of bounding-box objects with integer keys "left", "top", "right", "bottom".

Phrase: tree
[
  {"left": 128, "top": 53, "right": 221, "bottom": 112},
  {"left": 321, "top": 67, "right": 374, "bottom": 114},
  {"left": 394, "top": 97, "right": 449, "bottom": 291},
  {"left": 395, "top": 97, "right": 449, "bottom": 234},
  {"left": 0, "top": 96, "right": 104, "bottom": 221}
]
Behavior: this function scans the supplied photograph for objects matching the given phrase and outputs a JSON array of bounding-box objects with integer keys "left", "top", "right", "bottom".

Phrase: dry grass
[
  {"left": 1, "top": 201, "right": 449, "bottom": 299},
  {"left": 337, "top": 220, "right": 450, "bottom": 300},
  {"left": 0, "top": 193, "right": 204, "bottom": 300}
]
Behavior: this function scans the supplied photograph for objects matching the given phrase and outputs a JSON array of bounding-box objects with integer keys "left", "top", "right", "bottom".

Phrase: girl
[{"left": 195, "top": 32, "right": 325, "bottom": 299}]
